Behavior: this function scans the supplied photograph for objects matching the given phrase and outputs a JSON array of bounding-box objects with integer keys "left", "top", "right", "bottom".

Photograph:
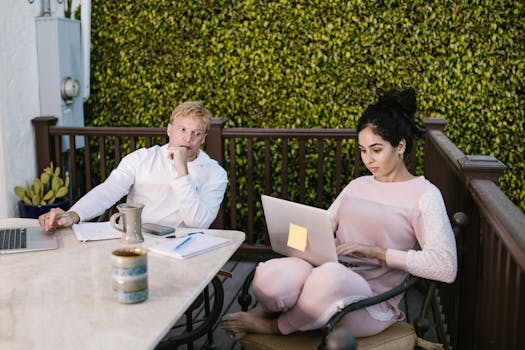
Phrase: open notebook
[
  {"left": 72, "top": 222, "right": 122, "bottom": 241},
  {"left": 149, "top": 232, "right": 232, "bottom": 259}
]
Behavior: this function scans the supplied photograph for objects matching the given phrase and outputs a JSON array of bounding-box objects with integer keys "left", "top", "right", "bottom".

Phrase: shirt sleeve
[
  {"left": 385, "top": 187, "right": 458, "bottom": 283},
  {"left": 170, "top": 164, "right": 227, "bottom": 228},
  {"left": 69, "top": 152, "right": 139, "bottom": 222}
]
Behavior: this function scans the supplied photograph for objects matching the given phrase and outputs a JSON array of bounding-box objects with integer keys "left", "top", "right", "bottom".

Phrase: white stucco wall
[{"left": 0, "top": 0, "right": 80, "bottom": 218}]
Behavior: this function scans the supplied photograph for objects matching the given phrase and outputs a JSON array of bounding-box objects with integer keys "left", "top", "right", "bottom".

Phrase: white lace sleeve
[{"left": 406, "top": 187, "right": 458, "bottom": 283}]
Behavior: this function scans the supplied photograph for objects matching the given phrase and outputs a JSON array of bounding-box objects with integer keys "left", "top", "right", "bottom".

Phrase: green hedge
[{"left": 86, "top": 0, "right": 524, "bottom": 211}]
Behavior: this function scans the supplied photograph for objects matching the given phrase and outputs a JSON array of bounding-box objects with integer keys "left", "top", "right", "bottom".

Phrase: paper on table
[
  {"left": 72, "top": 222, "right": 122, "bottom": 242},
  {"left": 149, "top": 233, "right": 232, "bottom": 259},
  {"left": 287, "top": 223, "right": 307, "bottom": 251}
]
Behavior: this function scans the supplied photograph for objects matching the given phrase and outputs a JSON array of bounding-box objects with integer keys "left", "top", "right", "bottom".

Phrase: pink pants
[{"left": 252, "top": 257, "right": 396, "bottom": 337}]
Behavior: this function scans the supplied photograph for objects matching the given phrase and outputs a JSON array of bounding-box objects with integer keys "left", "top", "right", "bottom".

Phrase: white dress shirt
[{"left": 70, "top": 144, "right": 228, "bottom": 228}]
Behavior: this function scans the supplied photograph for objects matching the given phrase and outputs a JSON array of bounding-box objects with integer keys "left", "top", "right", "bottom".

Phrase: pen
[
  {"left": 166, "top": 231, "right": 204, "bottom": 239},
  {"left": 188, "top": 231, "right": 204, "bottom": 236},
  {"left": 175, "top": 236, "right": 192, "bottom": 250}
]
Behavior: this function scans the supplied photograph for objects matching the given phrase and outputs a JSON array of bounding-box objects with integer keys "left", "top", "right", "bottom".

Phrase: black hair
[{"left": 357, "top": 88, "right": 423, "bottom": 162}]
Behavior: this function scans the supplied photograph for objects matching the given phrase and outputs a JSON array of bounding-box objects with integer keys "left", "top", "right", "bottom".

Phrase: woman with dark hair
[{"left": 222, "top": 88, "right": 457, "bottom": 339}]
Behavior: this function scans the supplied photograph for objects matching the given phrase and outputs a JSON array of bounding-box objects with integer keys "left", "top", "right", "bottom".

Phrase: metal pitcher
[{"left": 110, "top": 202, "right": 145, "bottom": 244}]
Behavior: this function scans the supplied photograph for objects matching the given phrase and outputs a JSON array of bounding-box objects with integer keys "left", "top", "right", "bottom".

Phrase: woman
[{"left": 222, "top": 88, "right": 457, "bottom": 339}]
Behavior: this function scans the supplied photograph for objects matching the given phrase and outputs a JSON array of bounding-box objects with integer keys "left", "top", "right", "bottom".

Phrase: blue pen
[{"left": 175, "top": 236, "right": 192, "bottom": 250}]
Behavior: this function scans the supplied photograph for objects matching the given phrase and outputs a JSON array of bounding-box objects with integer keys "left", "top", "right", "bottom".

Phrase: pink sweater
[{"left": 329, "top": 176, "right": 457, "bottom": 316}]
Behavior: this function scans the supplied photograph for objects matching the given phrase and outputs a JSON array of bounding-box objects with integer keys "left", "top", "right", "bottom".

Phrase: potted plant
[{"left": 14, "top": 163, "right": 70, "bottom": 218}]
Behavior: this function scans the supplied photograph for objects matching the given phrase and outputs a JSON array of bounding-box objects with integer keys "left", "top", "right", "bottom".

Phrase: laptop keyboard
[{"left": 0, "top": 228, "right": 27, "bottom": 250}]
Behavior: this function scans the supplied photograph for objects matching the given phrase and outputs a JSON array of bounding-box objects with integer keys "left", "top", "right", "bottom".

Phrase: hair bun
[{"left": 377, "top": 88, "right": 417, "bottom": 117}]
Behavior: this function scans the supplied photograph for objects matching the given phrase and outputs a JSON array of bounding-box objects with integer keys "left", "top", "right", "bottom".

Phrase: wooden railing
[
  {"left": 213, "top": 126, "right": 360, "bottom": 248},
  {"left": 423, "top": 118, "right": 525, "bottom": 350},
  {"left": 32, "top": 116, "right": 525, "bottom": 349},
  {"left": 32, "top": 117, "right": 168, "bottom": 200},
  {"left": 32, "top": 117, "right": 419, "bottom": 246}
]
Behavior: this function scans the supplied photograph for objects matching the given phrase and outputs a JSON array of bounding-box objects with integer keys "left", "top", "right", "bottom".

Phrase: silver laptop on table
[
  {"left": 261, "top": 195, "right": 380, "bottom": 269},
  {"left": 0, "top": 226, "right": 59, "bottom": 254}
]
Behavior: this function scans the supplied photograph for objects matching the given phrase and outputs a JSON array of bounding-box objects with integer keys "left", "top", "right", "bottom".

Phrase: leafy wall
[{"left": 86, "top": 0, "right": 525, "bottom": 211}]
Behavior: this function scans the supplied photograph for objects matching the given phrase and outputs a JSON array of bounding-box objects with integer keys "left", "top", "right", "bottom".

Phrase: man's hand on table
[{"left": 38, "top": 208, "right": 80, "bottom": 231}]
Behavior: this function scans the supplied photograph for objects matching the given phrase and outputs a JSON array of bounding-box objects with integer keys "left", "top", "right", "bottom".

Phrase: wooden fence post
[
  {"left": 458, "top": 155, "right": 506, "bottom": 186},
  {"left": 206, "top": 118, "right": 226, "bottom": 165},
  {"left": 455, "top": 155, "right": 506, "bottom": 347},
  {"left": 206, "top": 118, "right": 226, "bottom": 229},
  {"left": 31, "top": 116, "right": 58, "bottom": 173}
]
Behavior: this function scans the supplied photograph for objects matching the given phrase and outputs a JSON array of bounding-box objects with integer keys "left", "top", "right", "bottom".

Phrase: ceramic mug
[
  {"left": 110, "top": 202, "right": 145, "bottom": 244},
  {"left": 111, "top": 247, "right": 148, "bottom": 304}
]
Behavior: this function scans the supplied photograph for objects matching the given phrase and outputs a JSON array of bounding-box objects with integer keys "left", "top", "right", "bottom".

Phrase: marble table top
[{"left": 0, "top": 218, "right": 245, "bottom": 350}]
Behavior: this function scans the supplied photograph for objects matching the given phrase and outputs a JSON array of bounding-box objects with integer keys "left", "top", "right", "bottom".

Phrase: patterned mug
[{"left": 111, "top": 247, "right": 148, "bottom": 303}]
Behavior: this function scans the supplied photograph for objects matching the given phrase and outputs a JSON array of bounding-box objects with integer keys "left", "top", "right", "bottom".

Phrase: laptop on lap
[
  {"left": 261, "top": 195, "right": 380, "bottom": 269},
  {"left": 261, "top": 195, "right": 338, "bottom": 266},
  {"left": 0, "top": 226, "right": 59, "bottom": 254}
]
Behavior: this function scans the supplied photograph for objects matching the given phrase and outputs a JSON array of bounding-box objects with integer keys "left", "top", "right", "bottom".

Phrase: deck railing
[
  {"left": 32, "top": 116, "right": 417, "bottom": 249},
  {"left": 423, "top": 118, "right": 525, "bottom": 349},
  {"left": 32, "top": 116, "right": 525, "bottom": 349},
  {"left": 211, "top": 125, "right": 363, "bottom": 249}
]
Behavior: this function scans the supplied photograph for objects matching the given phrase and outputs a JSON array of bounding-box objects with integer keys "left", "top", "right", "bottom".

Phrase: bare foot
[
  {"left": 247, "top": 305, "right": 280, "bottom": 319},
  {"left": 221, "top": 310, "right": 280, "bottom": 340}
]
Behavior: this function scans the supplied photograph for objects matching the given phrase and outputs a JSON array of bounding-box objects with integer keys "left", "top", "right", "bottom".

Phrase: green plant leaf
[
  {"left": 55, "top": 187, "right": 68, "bottom": 198},
  {"left": 42, "top": 190, "right": 55, "bottom": 201},
  {"left": 14, "top": 186, "right": 26, "bottom": 199}
]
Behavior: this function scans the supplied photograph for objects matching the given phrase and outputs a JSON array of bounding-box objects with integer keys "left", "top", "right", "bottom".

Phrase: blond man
[{"left": 39, "top": 101, "right": 227, "bottom": 231}]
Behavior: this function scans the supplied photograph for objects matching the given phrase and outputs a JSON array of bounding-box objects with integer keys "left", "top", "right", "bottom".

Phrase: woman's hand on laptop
[
  {"left": 38, "top": 209, "right": 80, "bottom": 231},
  {"left": 336, "top": 241, "right": 386, "bottom": 263}
]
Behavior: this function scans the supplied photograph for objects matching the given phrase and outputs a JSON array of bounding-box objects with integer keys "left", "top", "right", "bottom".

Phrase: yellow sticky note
[{"left": 287, "top": 223, "right": 308, "bottom": 252}]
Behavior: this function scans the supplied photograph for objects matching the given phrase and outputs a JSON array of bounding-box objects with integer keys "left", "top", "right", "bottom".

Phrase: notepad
[
  {"left": 149, "top": 233, "right": 232, "bottom": 259},
  {"left": 72, "top": 222, "right": 122, "bottom": 241}
]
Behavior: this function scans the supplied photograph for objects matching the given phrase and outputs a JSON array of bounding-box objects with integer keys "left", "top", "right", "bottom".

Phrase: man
[{"left": 39, "top": 101, "right": 227, "bottom": 231}]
